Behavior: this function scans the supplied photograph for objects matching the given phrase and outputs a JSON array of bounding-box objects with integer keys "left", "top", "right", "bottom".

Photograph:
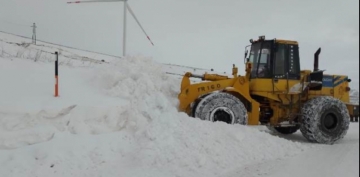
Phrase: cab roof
[
  {"left": 275, "top": 39, "right": 298, "bottom": 45},
  {"left": 250, "top": 36, "right": 298, "bottom": 45}
]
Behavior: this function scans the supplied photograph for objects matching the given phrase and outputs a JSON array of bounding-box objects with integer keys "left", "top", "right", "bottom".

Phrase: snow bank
[
  {"left": 1, "top": 32, "right": 311, "bottom": 177},
  {"left": 0, "top": 55, "right": 309, "bottom": 177}
]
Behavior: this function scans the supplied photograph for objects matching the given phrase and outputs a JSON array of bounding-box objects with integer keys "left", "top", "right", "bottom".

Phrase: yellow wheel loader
[{"left": 178, "top": 35, "right": 359, "bottom": 144}]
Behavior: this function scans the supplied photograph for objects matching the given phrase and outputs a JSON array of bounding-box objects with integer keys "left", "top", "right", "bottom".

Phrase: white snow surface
[{"left": 0, "top": 32, "right": 358, "bottom": 177}]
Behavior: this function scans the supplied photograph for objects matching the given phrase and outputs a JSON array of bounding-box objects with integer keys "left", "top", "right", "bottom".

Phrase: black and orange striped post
[{"left": 55, "top": 52, "right": 59, "bottom": 97}]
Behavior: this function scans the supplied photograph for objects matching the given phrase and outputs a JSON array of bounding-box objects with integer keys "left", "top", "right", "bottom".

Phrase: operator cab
[{"left": 245, "top": 36, "right": 301, "bottom": 80}]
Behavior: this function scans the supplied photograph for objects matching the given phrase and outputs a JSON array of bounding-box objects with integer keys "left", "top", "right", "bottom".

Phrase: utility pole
[
  {"left": 67, "top": 0, "right": 154, "bottom": 57},
  {"left": 31, "top": 23, "right": 37, "bottom": 44},
  {"left": 123, "top": 0, "right": 127, "bottom": 56}
]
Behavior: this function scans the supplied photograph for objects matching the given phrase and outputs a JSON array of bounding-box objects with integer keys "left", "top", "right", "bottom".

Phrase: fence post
[{"left": 55, "top": 52, "right": 59, "bottom": 97}]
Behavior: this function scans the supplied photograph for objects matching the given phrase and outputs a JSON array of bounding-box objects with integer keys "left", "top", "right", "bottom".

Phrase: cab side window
[
  {"left": 274, "top": 44, "right": 300, "bottom": 80},
  {"left": 274, "top": 44, "right": 286, "bottom": 78},
  {"left": 288, "top": 45, "right": 300, "bottom": 79}
]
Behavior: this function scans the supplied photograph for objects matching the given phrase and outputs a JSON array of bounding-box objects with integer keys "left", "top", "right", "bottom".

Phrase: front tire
[
  {"left": 300, "top": 96, "right": 350, "bottom": 144},
  {"left": 194, "top": 92, "right": 248, "bottom": 125}
]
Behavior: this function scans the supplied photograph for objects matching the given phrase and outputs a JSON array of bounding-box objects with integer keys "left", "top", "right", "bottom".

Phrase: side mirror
[
  {"left": 244, "top": 50, "right": 248, "bottom": 62},
  {"left": 244, "top": 45, "right": 251, "bottom": 64}
]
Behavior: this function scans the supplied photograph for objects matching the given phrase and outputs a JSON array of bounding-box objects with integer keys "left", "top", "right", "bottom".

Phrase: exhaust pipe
[{"left": 314, "top": 47, "right": 321, "bottom": 72}]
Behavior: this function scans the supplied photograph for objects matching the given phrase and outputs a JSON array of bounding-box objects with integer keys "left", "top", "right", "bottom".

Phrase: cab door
[{"left": 273, "top": 43, "right": 301, "bottom": 93}]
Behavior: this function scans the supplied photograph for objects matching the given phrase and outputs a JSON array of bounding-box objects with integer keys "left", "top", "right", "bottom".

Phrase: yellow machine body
[{"left": 178, "top": 36, "right": 358, "bottom": 130}]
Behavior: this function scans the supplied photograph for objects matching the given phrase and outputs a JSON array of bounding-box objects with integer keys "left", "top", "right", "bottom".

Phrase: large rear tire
[
  {"left": 300, "top": 96, "right": 350, "bottom": 144},
  {"left": 194, "top": 92, "right": 248, "bottom": 125}
]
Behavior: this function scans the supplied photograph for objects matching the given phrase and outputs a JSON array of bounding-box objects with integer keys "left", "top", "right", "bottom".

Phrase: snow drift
[{"left": 0, "top": 32, "right": 356, "bottom": 177}]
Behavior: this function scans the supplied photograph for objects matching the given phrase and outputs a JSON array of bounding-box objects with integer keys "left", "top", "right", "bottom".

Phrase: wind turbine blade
[
  {"left": 67, "top": 0, "right": 123, "bottom": 4},
  {"left": 126, "top": 3, "right": 155, "bottom": 46}
]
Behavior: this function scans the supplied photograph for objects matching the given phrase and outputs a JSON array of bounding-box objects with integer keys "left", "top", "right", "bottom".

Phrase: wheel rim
[
  {"left": 210, "top": 107, "right": 235, "bottom": 124},
  {"left": 323, "top": 112, "right": 338, "bottom": 130}
]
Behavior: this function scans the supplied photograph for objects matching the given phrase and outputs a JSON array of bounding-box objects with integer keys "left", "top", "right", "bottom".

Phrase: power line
[
  {"left": 67, "top": 0, "right": 155, "bottom": 57},
  {"left": 0, "top": 20, "right": 29, "bottom": 27},
  {"left": 0, "top": 30, "right": 122, "bottom": 59}
]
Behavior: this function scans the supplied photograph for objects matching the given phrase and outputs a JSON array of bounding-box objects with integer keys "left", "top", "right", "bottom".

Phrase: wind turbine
[{"left": 67, "top": 0, "right": 155, "bottom": 57}]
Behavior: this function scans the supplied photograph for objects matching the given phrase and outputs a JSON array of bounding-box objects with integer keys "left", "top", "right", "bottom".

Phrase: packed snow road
[{"left": 223, "top": 123, "right": 359, "bottom": 177}]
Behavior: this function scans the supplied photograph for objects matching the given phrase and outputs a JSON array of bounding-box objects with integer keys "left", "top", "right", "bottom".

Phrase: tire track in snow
[
  {"left": 222, "top": 123, "right": 359, "bottom": 177},
  {"left": 0, "top": 105, "right": 77, "bottom": 149}
]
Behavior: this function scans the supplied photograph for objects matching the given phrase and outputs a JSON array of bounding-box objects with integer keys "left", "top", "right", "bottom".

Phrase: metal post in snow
[
  {"left": 31, "top": 23, "right": 37, "bottom": 44},
  {"left": 55, "top": 52, "right": 59, "bottom": 97}
]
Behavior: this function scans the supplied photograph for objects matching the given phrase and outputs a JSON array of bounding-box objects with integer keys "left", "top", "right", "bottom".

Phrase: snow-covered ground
[
  {"left": 0, "top": 30, "right": 222, "bottom": 81},
  {"left": 0, "top": 32, "right": 358, "bottom": 177}
]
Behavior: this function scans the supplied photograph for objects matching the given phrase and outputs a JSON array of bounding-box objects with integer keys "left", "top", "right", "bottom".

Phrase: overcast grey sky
[{"left": 0, "top": 0, "right": 359, "bottom": 89}]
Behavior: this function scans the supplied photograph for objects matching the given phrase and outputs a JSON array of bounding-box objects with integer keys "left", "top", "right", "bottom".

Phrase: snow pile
[
  {"left": 0, "top": 31, "right": 358, "bottom": 177},
  {"left": 0, "top": 52, "right": 311, "bottom": 177}
]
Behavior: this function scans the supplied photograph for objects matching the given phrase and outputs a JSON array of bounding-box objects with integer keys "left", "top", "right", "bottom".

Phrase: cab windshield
[{"left": 249, "top": 42, "right": 272, "bottom": 78}]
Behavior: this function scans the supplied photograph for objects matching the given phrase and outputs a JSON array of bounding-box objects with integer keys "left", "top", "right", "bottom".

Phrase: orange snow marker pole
[{"left": 55, "top": 52, "right": 59, "bottom": 97}]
